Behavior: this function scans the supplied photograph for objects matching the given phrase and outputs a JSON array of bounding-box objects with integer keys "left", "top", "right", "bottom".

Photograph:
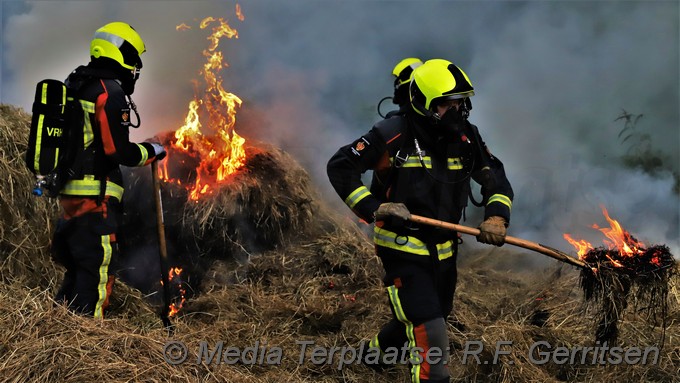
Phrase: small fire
[
  {"left": 563, "top": 205, "right": 662, "bottom": 269},
  {"left": 161, "top": 8, "right": 246, "bottom": 201},
  {"left": 167, "top": 267, "right": 186, "bottom": 317},
  {"left": 563, "top": 234, "right": 593, "bottom": 259},
  {"left": 592, "top": 208, "right": 645, "bottom": 257}
]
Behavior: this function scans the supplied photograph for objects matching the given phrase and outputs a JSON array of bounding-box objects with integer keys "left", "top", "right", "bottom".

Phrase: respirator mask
[{"left": 435, "top": 98, "right": 471, "bottom": 133}]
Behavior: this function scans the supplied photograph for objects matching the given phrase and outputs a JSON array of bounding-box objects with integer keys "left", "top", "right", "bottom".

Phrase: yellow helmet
[
  {"left": 90, "top": 22, "right": 146, "bottom": 70},
  {"left": 424, "top": 58, "right": 453, "bottom": 67},
  {"left": 392, "top": 57, "right": 423, "bottom": 89},
  {"left": 409, "top": 60, "right": 474, "bottom": 117}
]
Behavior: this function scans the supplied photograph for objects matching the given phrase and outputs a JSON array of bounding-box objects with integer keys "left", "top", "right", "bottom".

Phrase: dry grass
[{"left": 0, "top": 104, "right": 678, "bottom": 382}]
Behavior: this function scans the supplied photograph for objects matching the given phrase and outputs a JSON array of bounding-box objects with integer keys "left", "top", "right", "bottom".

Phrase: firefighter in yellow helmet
[
  {"left": 50, "top": 22, "right": 166, "bottom": 318},
  {"left": 327, "top": 59, "right": 513, "bottom": 382},
  {"left": 384, "top": 57, "right": 423, "bottom": 118}
]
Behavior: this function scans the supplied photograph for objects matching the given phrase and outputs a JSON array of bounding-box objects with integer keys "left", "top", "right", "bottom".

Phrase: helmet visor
[{"left": 119, "top": 39, "right": 143, "bottom": 69}]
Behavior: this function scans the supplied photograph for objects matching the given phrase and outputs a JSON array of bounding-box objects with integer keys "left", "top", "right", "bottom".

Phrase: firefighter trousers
[
  {"left": 51, "top": 197, "right": 120, "bottom": 318},
  {"left": 371, "top": 241, "right": 457, "bottom": 383}
]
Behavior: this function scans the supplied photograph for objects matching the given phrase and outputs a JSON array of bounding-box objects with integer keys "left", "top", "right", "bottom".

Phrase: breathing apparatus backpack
[{"left": 25, "top": 78, "right": 84, "bottom": 197}]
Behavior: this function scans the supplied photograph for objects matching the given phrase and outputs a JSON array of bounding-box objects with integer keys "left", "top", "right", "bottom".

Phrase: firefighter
[
  {"left": 327, "top": 59, "right": 513, "bottom": 382},
  {"left": 51, "top": 22, "right": 166, "bottom": 318},
  {"left": 384, "top": 57, "right": 423, "bottom": 119}
]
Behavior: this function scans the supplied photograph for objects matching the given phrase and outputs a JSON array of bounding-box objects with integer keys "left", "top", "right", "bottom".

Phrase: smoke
[{"left": 2, "top": 1, "right": 678, "bottom": 259}]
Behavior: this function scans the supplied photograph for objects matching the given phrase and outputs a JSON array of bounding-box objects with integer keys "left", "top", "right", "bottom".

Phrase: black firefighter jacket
[{"left": 327, "top": 113, "right": 514, "bottom": 244}]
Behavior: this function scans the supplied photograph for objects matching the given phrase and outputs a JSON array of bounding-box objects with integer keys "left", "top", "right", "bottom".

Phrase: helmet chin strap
[
  {"left": 460, "top": 97, "right": 471, "bottom": 119},
  {"left": 413, "top": 100, "right": 441, "bottom": 122}
]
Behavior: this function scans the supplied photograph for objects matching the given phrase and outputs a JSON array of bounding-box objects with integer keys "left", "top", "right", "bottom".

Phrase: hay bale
[
  {"left": 0, "top": 105, "right": 60, "bottom": 287},
  {"left": 579, "top": 245, "right": 677, "bottom": 345},
  {"left": 119, "top": 141, "right": 337, "bottom": 295},
  {"left": 178, "top": 145, "right": 320, "bottom": 260}
]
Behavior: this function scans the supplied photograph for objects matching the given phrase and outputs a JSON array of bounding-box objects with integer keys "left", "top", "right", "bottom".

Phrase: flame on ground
[
  {"left": 161, "top": 7, "right": 246, "bottom": 201},
  {"left": 168, "top": 267, "right": 186, "bottom": 318}
]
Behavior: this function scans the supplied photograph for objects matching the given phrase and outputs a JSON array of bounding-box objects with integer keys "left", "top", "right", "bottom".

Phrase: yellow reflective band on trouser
[
  {"left": 487, "top": 193, "right": 512, "bottom": 210},
  {"left": 387, "top": 285, "right": 420, "bottom": 383},
  {"left": 136, "top": 143, "right": 149, "bottom": 166},
  {"left": 94, "top": 234, "right": 113, "bottom": 319},
  {"left": 61, "top": 176, "right": 124, "bottom": 201},
  {"left": 369, "top": 335, "right": 381, "bottom": 351},
  {"left": 374, "top": 227, "right": 454, "bottom": 260},
  {"left": 344, "top": 186, "right": 371, "bottom": 209}
]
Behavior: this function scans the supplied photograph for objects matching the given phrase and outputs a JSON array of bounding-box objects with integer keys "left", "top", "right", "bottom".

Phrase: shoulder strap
[
  {"left": 382, "top": 116, "right": 414, "bottom": 203},
  {"left": 62, "top": 66, "right": 113, "bottom": 204},
  {"left": 465, "top": 123, "right": 492, "bottom": 207}
]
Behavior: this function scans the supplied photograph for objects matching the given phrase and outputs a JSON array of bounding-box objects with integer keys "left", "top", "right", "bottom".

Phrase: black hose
[{"left": 377, "top": 96, "right": 393, "bottom": 119}]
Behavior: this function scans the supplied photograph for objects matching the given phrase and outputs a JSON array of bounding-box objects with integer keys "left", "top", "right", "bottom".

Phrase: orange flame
[
  {"left": 563, "top": 205, "right": 649, "bottom": 267},
  {"left": 165, "top": 12, "right": 246, "bottom": 201},
  {"left": 168, "top": 267, "right": 186, "bottom": 317},
  {"left": 236, "top": 3, "right": 245, "bottom": 21},
  {"left": 563, "top": 234, "right": 593, "bottom": 259},
  {"left": 592, "top": 207, "right": 646, "bottom": 257}
]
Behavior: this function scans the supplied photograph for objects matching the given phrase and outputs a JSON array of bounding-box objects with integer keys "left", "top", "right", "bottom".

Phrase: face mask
[
  {"left": 120, "top": 77, "right": 137, "bottom": 95},
  {"left": 437, "top": 107, "right": 466, "bottom": 133}
]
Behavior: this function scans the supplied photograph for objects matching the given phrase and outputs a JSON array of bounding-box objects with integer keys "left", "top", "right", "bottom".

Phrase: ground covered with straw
[{"left": 1, "top": 104, "right": 678, "bottom": 382}]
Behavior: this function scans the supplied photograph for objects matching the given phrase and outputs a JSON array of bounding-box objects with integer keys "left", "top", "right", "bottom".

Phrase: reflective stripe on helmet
[{"left": 93, "top": 31, "right": 126, "bottom": 49}]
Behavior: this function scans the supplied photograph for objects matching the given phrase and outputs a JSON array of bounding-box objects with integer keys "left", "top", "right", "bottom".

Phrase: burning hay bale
[
  {"left": 579, "top": 244, "right": 676, "bottom": 345},
  {"left": 176, "top": 144, "right": 320, "bottom": 258},
  {"left": 564, "top": 207, "right": 678, "bottom": 345},
  {"left": 120, "top": 137, "right": 334, "bottom": 298}
]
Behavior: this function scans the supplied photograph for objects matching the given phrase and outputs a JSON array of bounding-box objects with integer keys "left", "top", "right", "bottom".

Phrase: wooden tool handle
[
  {"left": 409, "top": 214, "right": 587, "bottom": 269},
  {"left": 152, "top": 161, "right": 174, "bottom": 333}
]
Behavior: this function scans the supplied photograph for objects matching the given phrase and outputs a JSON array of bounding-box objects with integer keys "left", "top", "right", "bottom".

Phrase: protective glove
[
  {"left": 477, "top": 216, "right": 507, "bottom": 246},
  {"left": 150, "top": 142, "right": 167, "bottom": 161},
  {"left": 373, "top": 202, "right": 411, "bottom": 222}
]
